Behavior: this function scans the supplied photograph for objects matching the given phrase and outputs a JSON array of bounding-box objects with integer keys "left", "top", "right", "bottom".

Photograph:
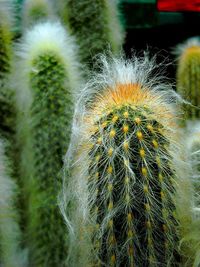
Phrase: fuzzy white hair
[
  {"left": 60, "top": 54, "right": 193, "bottom": 266},
  {"left": 66, "top": 54, "right": 184, "bottom": 150},
  {"left": 15, "top": 20, "right": 82, "bottom": 111},
  {"left": 174, "top": 36, "right": 200, "bottom": 57},
  {"left": 185, "top": 121, "right": 200, "bottom": 201},
  {"left": 185, "top": 120, "right": 200, "bottom": 149},
  {"left": 102, "top": 0, "right": 124, "bottom": 53},
  {"left": 176, "top": 122, "right": 200, "bottom": 267},
  {"left": 0, "top": 140, "right": 28, "bottom": 267}
]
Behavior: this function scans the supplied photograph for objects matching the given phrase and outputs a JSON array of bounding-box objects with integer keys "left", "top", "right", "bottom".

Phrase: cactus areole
[{"left": 83, "top": 83, "right": 179, "bottom": 266}]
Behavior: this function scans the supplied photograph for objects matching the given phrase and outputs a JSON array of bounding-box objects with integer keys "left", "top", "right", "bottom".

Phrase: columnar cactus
[
  {"left": 0, "top": 0, "right": 16, "bottom": 151},
  {"left": 0, "top": 140, "right": 26, "bottom": 267},
  {"left": 61, "top": 56, "right": 184, "bottom": 266},
  {"left": 61, "top": 0, "right": 124, "bottom": 69},
  {"left": 16, "top": 21, "right": 80, "bottom": 266},
  {"left": 22, "top": 0, "right": 54, "bottom": 29},
  {"left": 185, "top": 121, "right": 200, "bottom": 206},
  {"left": 176, "top": 135, "right": 200, "bottom": 267},
  {"left": 176, "top": 37, "right": 200, "bottom": 120}
]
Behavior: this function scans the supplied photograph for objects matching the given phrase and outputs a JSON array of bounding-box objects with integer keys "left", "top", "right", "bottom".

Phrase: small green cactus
[
  {"left": 176, "top": 37, "right": 200, "bottom": 120},
  {"left": 16, "top": 21, "right": 80, "bottom": 266},
  {"left": 61, "top": 56, "right": 186, "bottom": 266},
  {"left": 22, "top": 0, "right": 54, "bottom": 29},
  {"left": 61, "top": 0, "right": 124, "bottom": 69},
  {"left": 0, "top": 139, "right": 27, "bottom": 267}
]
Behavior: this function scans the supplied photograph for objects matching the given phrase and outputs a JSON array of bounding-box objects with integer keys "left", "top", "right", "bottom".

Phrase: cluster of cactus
[
  {"left": 176, "top": 37, "right": 200, "bottom": 120},
  {"left": 61, "top": 56, "right": 195, "bottom": 267},
  {"left": 60, "top": 0, "right": 124, "bottom": 69},
  {"left": 1, "top": 0, "right": 200, "bottom": 266},
  {"left": 16, "top": 21, "right": 80, "bottom": 266}
]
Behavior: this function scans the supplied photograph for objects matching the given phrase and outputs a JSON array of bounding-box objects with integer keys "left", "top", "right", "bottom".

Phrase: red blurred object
[{"left": 157, "top": 0, "right": 200, "bottom": 12}]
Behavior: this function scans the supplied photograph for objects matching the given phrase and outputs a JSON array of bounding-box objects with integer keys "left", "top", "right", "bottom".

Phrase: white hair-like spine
[
  {"left": 184, "top": 121, "right": 200, "bottom": 207},
  {"left": 60, "top": 55, "right": 194, "bottom": 266},
  {"left": 174, "top": 37, "right": 200, "bottom": 58},
  {"left": 15, "top": 21, "right": 82, "bottom": 266},
  {"left": 16, "top": 21, "right": 81, "bottom": 111}
]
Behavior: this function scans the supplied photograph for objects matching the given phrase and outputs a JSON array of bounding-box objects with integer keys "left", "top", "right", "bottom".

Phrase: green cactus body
[
  {"left": 87, "top": 87, "right": 179, "bottom": 266},
  {"left": 23, "top": 0, "right": 54, "bottom": 29},
  {"left": 176, "top": 38, "right": 200, "bottom": 120},
  {"left": 62, "top": 57, "right": 183, "bottom": 267},
  {"left": 29, "top": 51, "right": 71, "bottom": 266},
  {"left": 0, "top": 140, "right": 26, "bottom": 267},
  {"left": 64, "top": 0, "right": 124, "bottom": 69},
  {"left": 16, "top": 22, "right": 80, "bottom": 266},
  {"left": 0, "top": 2, "right": 16, "bottom": 153}
]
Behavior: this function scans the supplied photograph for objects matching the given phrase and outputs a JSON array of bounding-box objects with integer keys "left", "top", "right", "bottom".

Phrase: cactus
[
  {"left": 22, "top": 0, "right": 54, "bottom": 29},
  {"left": 0, "top": 139, "right": 27, "bottom": 267},
  {"left": 60, "top": 0, "right": 124, "bottom": 69},
  {"left": 176, "top": 37, "right": 200, "bottom": 120},
  {"left": 184, "top": 121, "right": 200, "bottom": 206},
  {"left": 176, "top": 135, "right": 200, "bottom": 267},
  {"left": 0, "top": 0, "right": 16, "bottom": 153},
  {"left": 61, "top": 56, "right": 186, "bottom": 266},
  {"left": 16, "top": 21, "right": 80, "bottom": 266}
]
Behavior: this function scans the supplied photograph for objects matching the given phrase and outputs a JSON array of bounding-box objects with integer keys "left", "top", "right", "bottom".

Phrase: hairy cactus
[
  {"left": 0, "top": 139, "right": 27, "bottom": 267},
  {"left": 16, "top": 21, "right": 80, "bottom": 266},
  {"left": 176, "top": 37, "right": 200, "bottom": 119},
  {"left": 176, "top": 128, "right": 200, "bottom": 267},
  {"left": 184, "top": 121, "right": 200, "bottom": 206},
  {"left": 61, "top": 56, "right": 186, "bottom": 266},
  {"left": 22, "top": 0, "right": 54, "bottom": 29},
  {"left": 61, "top": 0, "right": 124, "bottom": 69}
]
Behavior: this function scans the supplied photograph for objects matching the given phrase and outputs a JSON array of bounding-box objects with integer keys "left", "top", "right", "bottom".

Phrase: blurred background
[
  {"left": 15, "top": 0, "right": 200, "bottom": 79},
  {"left": 121, "top": 0, "right": 200, "bottom": 80}
]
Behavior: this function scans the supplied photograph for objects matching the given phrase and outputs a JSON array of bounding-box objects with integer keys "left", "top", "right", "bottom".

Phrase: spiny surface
[
  {"left": 87, "top": 103, "right": 179, "bottom": 266},
  {"left": 177, "top": 46, "right": 200, "bottom": 119},
  {"left": 28, "top": 52, "right": 72, "bottom": 266},
  {"left": 66, "top": 0, "right": 123, "bottom": 69}
]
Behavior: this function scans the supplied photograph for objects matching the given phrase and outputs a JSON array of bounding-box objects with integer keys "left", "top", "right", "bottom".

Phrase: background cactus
[
  {"left": 176, "top": 37, "right": 200, "bottom": 120},
  {"left": 0, "top": 0, "right": 16, "bottom": 159},
  {"left": 61, "top": 56, "right": 187, "bottom": 266},
  {"left": 16, "top": 21, "right": 80, "bottom": 266},
  {"left": 0, "top": 139, "right": 27, "bottom": 267},
  {"left": 176, "top": 135, "right": 200, "bottom": 267},
  {"left": 22, "top": 0, "right": 54, "bottom": 29},
  {"left": 184, "top": 121, "right": 200, "bottom": 207},
  {"left": 58, "top": 0, "right": 124, "bottom": 69}
]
